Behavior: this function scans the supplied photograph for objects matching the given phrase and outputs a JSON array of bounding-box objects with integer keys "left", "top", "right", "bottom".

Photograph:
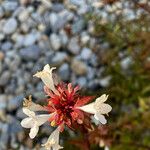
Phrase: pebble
[
  {"left": 58, "top": 63, "right": 70, "bottom": 81},
  {"left": 71, "top": 59, "right": 87, "bottom": 75},
  {"left": 80, "top": 47, "right": 92, "bottom": 60},
  {"left": 19, "top": 45, "right": 41, "bottom": 60},
  {"left": 7, "top": 95, "right": 24, "bottom": 111},
  {"left": 0, "top": 95, "right": 7, "bottom": 109},
  {"left": 68, "top": 37, "right": 80, "bottom": 54},
  {"left": 72, "top": 19, "right": 85, "bottom": 34},
  {"left": 0, "top": 71, "right": 11, "bottom": 86},
  {"left": 0, "top": 6, "right": 4, "bottom": 18},
  {"left": 50, "top": 33, "right": 61, "bottom": 51},
  {"left": 24, "top": 32, "right": 40, "bottom": 46},
  {"left": 51, "top": 52, "right": 68, "bottom": 65},
  {"left": 3, "top": 18, "right": 18, "bottom": 34}
]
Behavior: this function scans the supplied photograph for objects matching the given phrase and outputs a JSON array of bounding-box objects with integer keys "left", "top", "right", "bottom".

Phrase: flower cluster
[{"left": 21, "top": 64, "right": 112, "bottom": 150}]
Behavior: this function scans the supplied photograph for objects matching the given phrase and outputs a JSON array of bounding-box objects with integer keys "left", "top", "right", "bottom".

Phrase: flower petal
[
  {"left": 21, "top": 117, "right": 33, "bottom": 128},
  {"left": 33, "top": 64, "right": 59, "bottom": 95},
  {"left": 94, "top": 113, "right": 107, "bottom": 124},
  {"left": 22, "top": 108, "right": 35, "bottom": 118},
  {"left": 23, "top": 95, "right": 47, "bottom": 112},
  {"left": 29, "top": 124, "right": 39, "bottom": 139},
  {"left": 35, "top": 114, "right": 52, "bottom": 126},
  {"left": 77, "top": 102, "right": 95, "bottom": 114},
  {"left": 42, "top": 127, "right": 62, "bottom": 150},
  {"left": 96, "top": 103, "right": 112, "bottom": 114},
  {"left": 95, "top": 94, "right": 108, "bottom": 104}
]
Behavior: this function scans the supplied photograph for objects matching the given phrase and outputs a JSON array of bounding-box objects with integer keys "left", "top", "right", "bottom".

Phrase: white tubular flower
[
  {"left": 78, "top": 94, "right": 112, "bottom": 124},
  {"left": 23, "top": 95, "right": 47, "bottom": 112},
  {"left": 21, "top": 108, "right": 51, "bottom": 139},
  {"left": 42, "top": 127, "right": 63, "bottom": 150},
  {"left": 33, "top": 64, "right": 59, "bottom": 95}
]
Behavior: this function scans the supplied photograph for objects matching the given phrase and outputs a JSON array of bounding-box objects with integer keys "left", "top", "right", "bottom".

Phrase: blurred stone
[
  {"left": 76, "top": 76, "right": 87, "bottom": 87},
  {"left": 68, "top": 37, "right": 80, "bottom": 54},
  {"left": 18, "top": 9, "right": 30, "bottom": 22},
  {"left": 3, "top": 18, "right": 18, "bottom": 34},
  {"left": 52, "top": 3, "right": 64, "bottom": 12},
  {"left": 19, "top": 45, "right": 41, "bottom": 60},
  {"left": 2, "top": 1, "right": 18, "bottom": 12},
  {"left": 50, "top": 33, "right": 61, "bottom": 51},
  {"left": 51, "top": 52, "right": 68, "bottom": 64},
  {"left": 80, "top": 47, "right": 92, "bottom": 60},
  {"left": 24, "top": 32, "right": 40, "bottom": 46},
  {"left": 7, "top": 115, "right": 22, "bottom": 134},
  {"left": 0, "top": 6, "right": 4, "bottom": 18},
  {"left": 1, "top": 41, "right": 13, "bottom": 51},
  {"left": 58, "top": 63, "right": 70, "bottom": 81},
  {"left": 71, "top": 59, "right": 87, "bottom": 75},
  {"left": 72, "top": 19, "right": 85, "bottom": 34},
  {"left": 7, "top": 95, "right": 24, "bottom": 111},
  {"left": 0, "top": 95, "right": 7, "bottom": 109},
  {"left": 0, "top": 71, "right": 11, "bottom": 86}
]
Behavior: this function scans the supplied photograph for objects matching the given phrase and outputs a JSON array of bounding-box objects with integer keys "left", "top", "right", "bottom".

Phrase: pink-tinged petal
[
  {"left": 77, "top": 102, "right": 95, "bottom": 114},
  {"left": 21, "top": 117, "right": 33, "bottom": 128},
  {"left": 94, "top": 113, "right": 107, "bottom": 124},
  {"left": 33, "top": 64, "right": 59, "bottom": 95},
  {"left": 95, "top": 103, "right": 112, "bottom": 114},
  {"left": 22, "top": 108, "right": 35, "bottom": 118},
  {"left": 36, "top": 114, "right": 53, "bottom": 126},
  {"left": 29, "top": 124, "right": 39, "bottom": 139},
  {"left": 96, "top": 94, "right": 109, "bottom": 104}
]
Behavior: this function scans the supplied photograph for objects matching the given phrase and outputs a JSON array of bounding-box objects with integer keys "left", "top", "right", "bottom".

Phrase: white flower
[
  {"left": 33, "top": 64, "right": 59, "bottom": 95},
  {"left": 23, "top": 95, "right": 47, "bottom": 112},
  {"left": 78, "top": 94, "right": 112, "bottom": 124},
  {"left": 21, "top": 108, "right": 51, "bottom": 139},
  {"left": 42, "top": 127, "right": 63, "bottom": 150}
]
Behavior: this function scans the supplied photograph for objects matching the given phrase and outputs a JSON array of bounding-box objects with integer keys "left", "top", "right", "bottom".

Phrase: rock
[
  {"left": 0, "top": 95, "right": 7, "bottom": 109},
  {"left": 0, "top": 33, "right": 4, "bottom": 41},
  {"left": 0, "top": 71, "right": 11, "bottom": 86},
  {"left": 70, "top": 0, "right": 85, "bottom": 6},
  {"left": 1, "top": 41, "right": 13, "bottom": 51},
  {"left": 2, "top": 1, "right": 18, "bottom": 12},
  {"left": 80, "top": 47, "right": 92, "bottom": 60},
  {"left": 81, "top": 32, "right": 90, "bottom": 44},
  {"left": 53, "top": 10, "right": 74, "bottom": 31},
  {"left": 49, "top": 13, "right": 59, "bottom": 31},
  {"left": 19, "top": 45, "right": 41, "bottom": 60},
  {"left": 0, "top": 6, "right": 4, "bottom": 18},
  {"left": 99, "top": 76, "right": 111, "bottom": 87},
  {"left": 72, "top": 19, "right": 85, "bottom": 34},
  {"left": 76, "top": 77, "right": 87, "bottom": 87},
  {"left": 50, "top": 33, "right": 61, "bottom": 51},
  {"left": 88, "top": 79, "right": 102, "bottom": 90},
  {"left": 3, "top": 18, "right": 18, "bottom": 34},
  {"left": 52, "top": 3, "right": 64, "bottom": 12},
  {"left": 7, "top": 95, "right": 24, "bottom": 111},
  {"left": 16, "top": 108, "right": 26, "bottom": 119},
  {"left": 18, "top": 9, "right": 30, "bottom": 22},
  {"left": 7, "top": 115, "right": 22, "bottom": 134},
  {"left": 71, "top": 59, "right": 87, "bottom": 75},
  {"left": 0, "top": 123, "right": 9, "bottom": 150},
  {"left": 24, "top": 32, "right": 40, "bottom": 46},
  {"left": 120, "top": 57, "right": 132, "bottom": 70},
  {"left": 68, "top": 37, "right": 80, "bottom": 54},
  {"left": 51, "top": 52, "right": 68, "bottom": 65},
  {"left": 58, "top": 63, "right": 70, "bottom": 81},
  {"left": 11, "top": 33, "right": 24, "bottom": 48},
  {"left": 59, "top": 30, "right": 68, "bottom": 46}
]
